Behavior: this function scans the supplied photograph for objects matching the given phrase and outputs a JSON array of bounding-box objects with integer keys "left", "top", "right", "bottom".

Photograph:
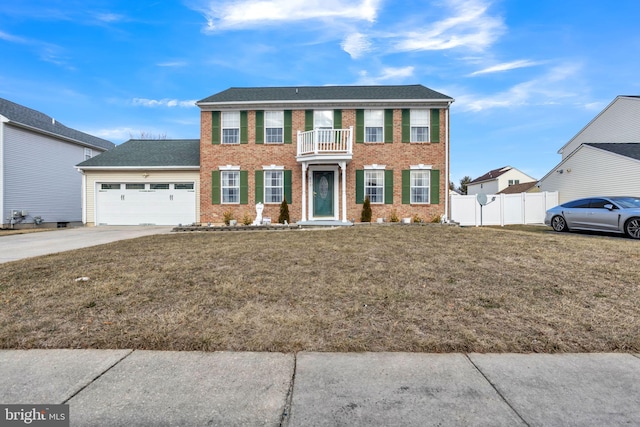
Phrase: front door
[{"left": 313, "top": 171, "right": 334, "bottom": 217}]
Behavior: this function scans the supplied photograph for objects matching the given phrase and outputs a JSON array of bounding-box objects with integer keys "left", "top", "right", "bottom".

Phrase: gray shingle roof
[
  {"left": 470, "top": 166, "right": 512, "bottom": 184},
  {"left": 0, "top": 97, "right": 115, "bottom": 150},
  {"left": 198, "top": 84, "right": 453, "bottom": 104},
  {"left": 76, "top": 139, "right": 200, "bottom": 168},
  {"left": 586, "top": 143, "right": 640, "bottom": 161}
]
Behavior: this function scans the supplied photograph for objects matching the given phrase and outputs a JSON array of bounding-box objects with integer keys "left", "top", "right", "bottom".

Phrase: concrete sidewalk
[
  {"left": 0, "top": 226, "right": 173, "bottom": 264},
  {"left": 1, "top": 350, "right": 639, "bottom": 426}
]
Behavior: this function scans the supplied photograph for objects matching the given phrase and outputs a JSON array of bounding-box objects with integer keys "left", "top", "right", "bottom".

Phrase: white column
[
  {"left": 301, "top": 163, "right": 307, "bottom": 222},
  {"left": 340, "top": 161, "right": 347, "bottom": 223}
]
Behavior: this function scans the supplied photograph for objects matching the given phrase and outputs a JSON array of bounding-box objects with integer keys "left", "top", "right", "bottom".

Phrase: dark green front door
[{"left": 313, "top": 171, "right": 334, "bottom": 217}]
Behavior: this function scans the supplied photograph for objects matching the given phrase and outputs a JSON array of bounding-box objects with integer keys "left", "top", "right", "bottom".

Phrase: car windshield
[{"left": 610, "top": 197, "right": 640, "bottom": 208}]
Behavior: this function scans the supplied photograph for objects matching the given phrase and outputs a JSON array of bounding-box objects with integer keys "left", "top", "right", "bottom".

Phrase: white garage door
[{"left": 96, "top": 182, "right": 196, "bottom": 225}]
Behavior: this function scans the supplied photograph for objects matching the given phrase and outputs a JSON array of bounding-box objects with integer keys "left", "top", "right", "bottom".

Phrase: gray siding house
[
  {"left": 1, "top": 98, "right": 114, "bottom": 227},
  {"left": 538, "top": 96, "right": 640, "bottom": 204}
]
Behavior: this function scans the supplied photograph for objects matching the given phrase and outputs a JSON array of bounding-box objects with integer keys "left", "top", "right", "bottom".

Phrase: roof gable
[
  {"left": 76, "top": 139, "right": 200, "bottom": 168},
  {"left": 198, "top": 84, "right": 453, "bottom": 105},
  {"left": 0, "top": 97, "right": 114, "bottom": 150},
  {"left": 469, "top": 166, "right": 512, "bottom": 184}
]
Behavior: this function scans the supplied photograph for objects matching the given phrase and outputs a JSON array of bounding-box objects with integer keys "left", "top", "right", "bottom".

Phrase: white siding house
[
  {"left": 559, "top": 96, "right": 640, "bottom": 159},
  {"left": 1, "top": 98, "right": 114, "bottom": 227},
  {"left": 538, "top": 96, "right": 640, "bottom": 204},
  {"left": 466, "top": 166, "right": 536, "bottom": 196},
  {"left": 538, "top": 143, "right": 640, "bottom": 204}
]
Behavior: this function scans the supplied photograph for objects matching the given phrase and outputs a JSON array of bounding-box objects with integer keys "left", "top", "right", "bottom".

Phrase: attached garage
[
  {"left": 76, "top": 139, "right": 200, "bottom": 226},
  {"left": 96, "top": 182, "right": 196, "bottom": 225}
]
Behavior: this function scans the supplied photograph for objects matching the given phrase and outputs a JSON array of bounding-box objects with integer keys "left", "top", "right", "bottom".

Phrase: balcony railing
[{"left": 297, "top": 127, "right": 353, "bottom": 157}]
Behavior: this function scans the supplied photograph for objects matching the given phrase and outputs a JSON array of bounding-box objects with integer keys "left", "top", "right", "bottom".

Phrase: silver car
[{"left": 544, "top": 196, "right": 640, "bottom": 239}]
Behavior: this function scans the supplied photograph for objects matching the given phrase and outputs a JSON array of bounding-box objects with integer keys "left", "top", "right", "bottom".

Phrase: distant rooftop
[
  {"left": 198, "top": 84, "right": 453, "bottom": 105},
  {"left": 77, "top": 139, "right": 200, "bottom": 168},
  {"left": 0, "top": 97, "right": 114, "bottom": 151}
]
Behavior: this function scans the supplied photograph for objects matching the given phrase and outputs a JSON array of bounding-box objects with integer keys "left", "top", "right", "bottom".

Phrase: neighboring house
[
  {"left": 76, "top": 139, "right": 200, "bottom": 225},
  {"left": 538, "top": 96, "right": 640, "bottom": 204},
  {"left": 538, "top": 143, "right": 640, "bottom": 204},
  {"left": 1, "top": 98, "right": 114, "bottom": 228},
  {"left": 196, "top": 85, "right": 454, "bottom": 225},
  {"left": 497, "top": 181, "right": 540, "bottom": 194},
  {"left": 466, "top": 166, "right": 536, "bottom": 196}
]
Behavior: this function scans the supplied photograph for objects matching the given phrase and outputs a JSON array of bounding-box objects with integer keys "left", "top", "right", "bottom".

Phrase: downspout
[
  {"left": 76, "top": 168, "right": 87, "bottom": 225},
  {"left": 444, "top": 102, "right": 451, "bottom": 222}
]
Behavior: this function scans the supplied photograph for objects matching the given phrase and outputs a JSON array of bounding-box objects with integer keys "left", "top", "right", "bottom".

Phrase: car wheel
[
  {"left": 624, "top": 217, "right": 640, "bottom": 239},
  {"left": 551, "top": 215, "right": 567, "bottom": 232}
]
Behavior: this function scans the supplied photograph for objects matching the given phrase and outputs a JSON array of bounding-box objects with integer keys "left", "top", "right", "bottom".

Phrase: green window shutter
[
  {"left": 305, "top": 110, "right": 313, "bottom": 131},
  {"left": 355, "top": 169, "right": 364, "bottom": 204},
  {"left": 333, "top": 110, "right": 342, "bottom": 129},
  {"left": 430, "top": 109, "right": 440, "bottom": 143},
  {"left": 284, "top": 170, "right": 292, "bottom": 203},
  {"left": 255, "top": 170, "right": 264, "bottom": 203},
  {"left": 402, "top": 170, "right": 411, "bottom": 204},
  {"left": 211, "top": 171, "right": 221, "bottom": 204},
  {"left": 355, "top": 109, "right": 364, "bottom": 143},
  {"left": 430, "top": 169, "right": 440, "bottom": 204},
  {"left": 240, "top": 111, "right": 248, "bottom": 144},
  {"left": 255, "top": 111, "right": 264, "bottom": 144},
  {"left": 284, "top": 110, "right": 292, "bottom": 144},
  {"left": 384, "top": 170, "right": 394, "bottom": 204},
  {"left": 401, "top": 109, "right": 410, "bottom": 143},
  {"left": 240, "top": 170, "right": 248, "bottom": 204},
  {"left": 384, "top": 109, "right": 394, "bottom": 143},
  {"left": 212, "top": 111, "right": 221, "bottom": 144}
]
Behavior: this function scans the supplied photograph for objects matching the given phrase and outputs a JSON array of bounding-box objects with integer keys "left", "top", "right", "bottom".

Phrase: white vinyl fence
[{"left": 450, "top": 192, "right": 559, "bottom": 226}]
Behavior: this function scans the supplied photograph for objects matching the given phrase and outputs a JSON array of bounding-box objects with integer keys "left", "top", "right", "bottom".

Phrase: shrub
[
  {"left": 431, "top": 214, "right": 442, "bottom": 223},
  {"left": 278, "top": 198, "right": 290, "bottom": 224},
  {"left": 412, "top": 213, "right": 422, "bottom": 224},
  {"left": 361, "top": 197, "right": 372, "bottom": 222},
  {"left": 242, "top": 212, "right": 252, "bottom": 226},
  {"left": 389, "top": 210, "right": 400, "bottom": 222}
]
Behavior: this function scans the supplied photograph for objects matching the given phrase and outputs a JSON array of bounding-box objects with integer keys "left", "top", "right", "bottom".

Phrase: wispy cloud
[
  {"left": 132, "top": 98, "right": 197, "bottom": 108},
  {"left": 356, "top": 66, "right": 415, "bottom": 84},
  {"left": 195, "top": 0, "right": 381, "bottom": 31},
  {"left": 393, "top": 0, "right": 505, "bottom": 52},
  {"left": 156, "top": 61, "right": 188, "bottom": 67},
  {"left": 94, "top": 13, "right": 126, "bottom": 23},
  {"left": 469, "top": 59, "right": 545, "bottom": 76},
  {"left": 456, "top": 64, "right": 583, "bottom": 112},
  {"left": 341, "top": 32, "right": 372, "bottom": 59},
  {"left": 0, "top": 30, "right": 28, "bottom": 44}
]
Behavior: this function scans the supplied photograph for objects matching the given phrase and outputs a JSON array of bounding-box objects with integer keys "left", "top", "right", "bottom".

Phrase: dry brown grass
[{"left": 1, "top": 225, "right": 638, "bottom": 353}]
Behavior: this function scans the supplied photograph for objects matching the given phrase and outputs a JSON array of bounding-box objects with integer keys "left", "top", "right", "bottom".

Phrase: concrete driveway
[{"left": 0, "top": 226, "right": 173, "bottom": 264}]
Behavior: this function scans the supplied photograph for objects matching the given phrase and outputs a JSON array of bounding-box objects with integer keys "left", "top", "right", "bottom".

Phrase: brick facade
[{"left": 200, "top": 107, "right": 450, "bottom": 225}]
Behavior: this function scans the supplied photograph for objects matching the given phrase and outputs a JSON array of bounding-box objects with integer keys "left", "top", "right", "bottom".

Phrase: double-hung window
[
  {"left": 221, "top": 171, "right": 240, "bottom": 203},
  {"left": 222, "top": 112, "right": 240, "bottom": 144},
  {"left": 410, "top": 110, "right": 430, "bottom": 143},
  {"left": 365, "top": 110, "right": 384, "bottom": 143},
  {"left": 410, "top": 170, "right": 430, "bottom": 204},
  {"left": 365, "top": 170, "right": 384, "bottom": 204},
  {"left": 264, "top": 170, "right": 284, "bottom": 204},
  {"left": 265, "top": 111, "right": 284, "bottom": 144}
]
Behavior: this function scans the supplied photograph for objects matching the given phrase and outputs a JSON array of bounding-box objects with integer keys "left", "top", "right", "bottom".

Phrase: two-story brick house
[{"left": 197, "top": 85, "right": 453, "bottom": 225}]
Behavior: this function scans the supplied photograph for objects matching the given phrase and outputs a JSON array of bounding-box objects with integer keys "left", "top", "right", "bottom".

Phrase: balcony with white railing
[{"left": 296, "top": 127, "right": 353, "bottom": 162}]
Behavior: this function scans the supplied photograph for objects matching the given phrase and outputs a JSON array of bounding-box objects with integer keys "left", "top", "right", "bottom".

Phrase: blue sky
[{"left": 2, "top": 0, "right": 640, "bottom": 185}]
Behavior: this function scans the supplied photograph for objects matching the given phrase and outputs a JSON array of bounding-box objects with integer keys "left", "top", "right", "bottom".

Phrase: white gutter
[
  {"left": 76, "top": 166, "right": 200, "bottom": 172},
  {"left": 445, "top": 102, "right": 451, "bottom": 222}
]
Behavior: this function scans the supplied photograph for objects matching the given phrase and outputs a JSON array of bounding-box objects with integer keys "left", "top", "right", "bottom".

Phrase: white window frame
[
  {"left": 221, "top": 170, "right": 240, "bottom": 204},
  {"left": 364, "top": 165, "right": 385, "bottom": 204},
  {"left": 222, "top": 111, "right": 240, "bottom": 144},
  {"left": 264, "top": 168, "right": 284, "bottom": 204},
  {"left": 364, "top": 109, "right": 384, "bottom": 143},
  {"left": 410, "top": 164, "right": 432, "bottom": 204},
  {"left": 265, "top": 111, "right": 284, "bottom": 144},
  {"left": 84, "top": 148, "right": 93, "bottom": 160},
  {"left": 410, "top": 109, "right": 430, "bottom": 143},
  {"left": 508, "top": 179, "right": 520, "bottom": 186}
]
